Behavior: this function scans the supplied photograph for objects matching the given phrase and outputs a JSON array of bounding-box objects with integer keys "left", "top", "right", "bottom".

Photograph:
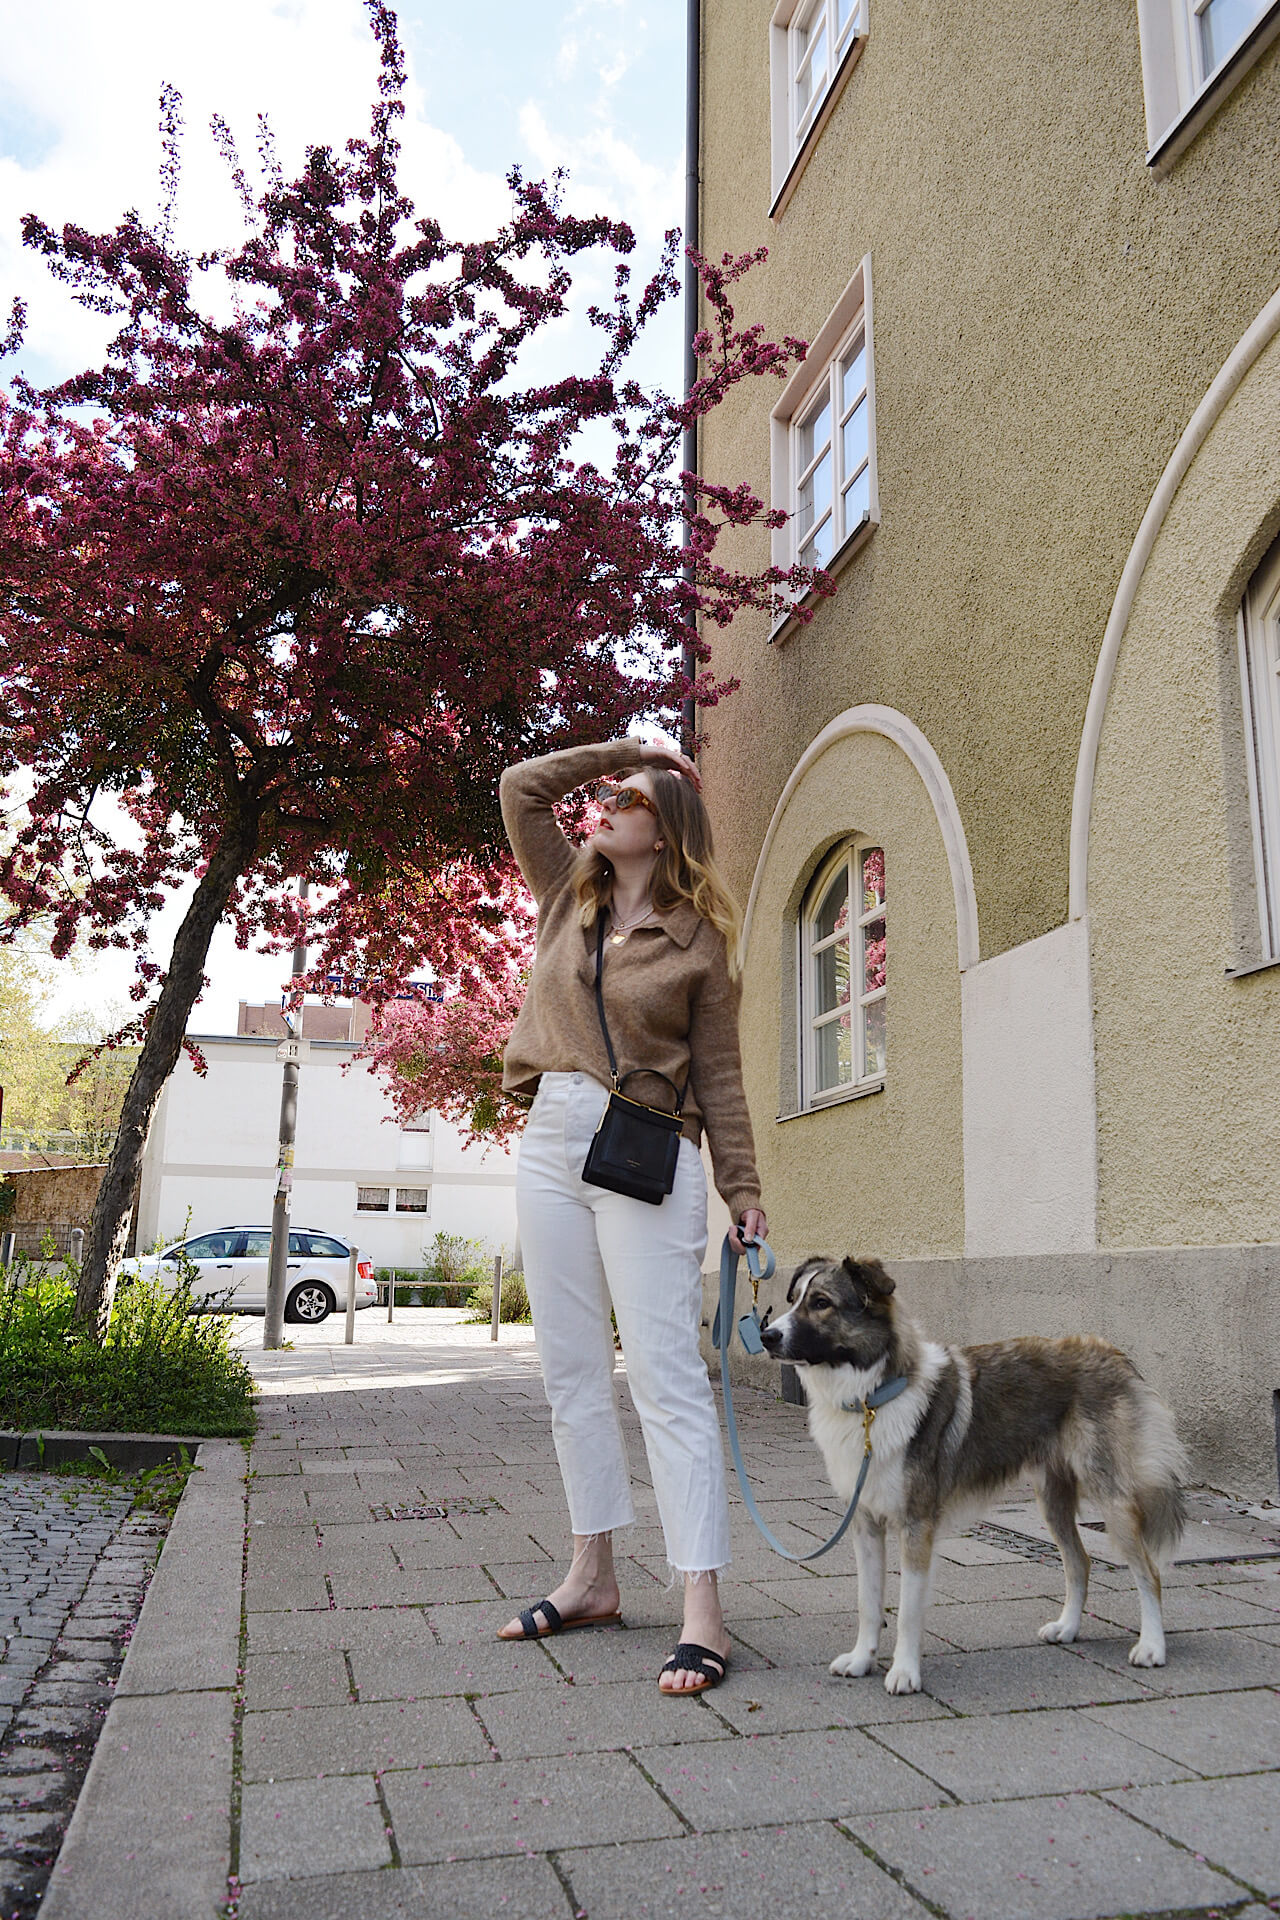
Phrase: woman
[{"left": 497, "top": 737, "right": 766, "bottom": 1694}]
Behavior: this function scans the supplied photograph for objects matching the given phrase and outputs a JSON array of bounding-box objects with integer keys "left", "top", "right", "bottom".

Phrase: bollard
[
  {"left": 490, "top": 1253, "right": 502, "bottom": 1342},
  {"left": 69, "top": 1228, "right": 84, "bottom": 1267},
  {"left": 387, "top": 1267, "right": 394, "bottom": 1325},
  {"left": 1, "top": 1230, "right": 14, "bottom": 1270},
  {"left": 344, "top": 1244, "right": 358, "bottom": 1346}
]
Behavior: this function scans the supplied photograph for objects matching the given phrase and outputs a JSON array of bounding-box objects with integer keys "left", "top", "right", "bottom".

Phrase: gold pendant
[{"left": 610, "top": 930, "right": 629, "bottom": 946}]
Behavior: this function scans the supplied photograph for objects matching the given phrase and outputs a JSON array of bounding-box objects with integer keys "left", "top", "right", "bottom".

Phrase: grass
[{"left": 0, "top": 1258, "right": 257, "bottom": 1438}]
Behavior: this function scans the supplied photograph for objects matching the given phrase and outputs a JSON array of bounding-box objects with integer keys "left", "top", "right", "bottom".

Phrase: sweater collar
[{"left": 648, "top": 900, "right": 701, "bottom": 948}]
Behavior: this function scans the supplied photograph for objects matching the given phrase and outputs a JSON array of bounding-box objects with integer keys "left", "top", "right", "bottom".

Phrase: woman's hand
[
  {"left": 730, "top": 1208, "right": 767, "bottom": 1255},
  {"left": 638, "top": 739, "right": 701, "bottom": 792}
]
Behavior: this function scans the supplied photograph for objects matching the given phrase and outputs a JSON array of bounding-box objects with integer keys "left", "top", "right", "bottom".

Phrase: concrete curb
[
  {"left": 37, "top": 1438, "right": 248, "bottom": 1920},
  {"left": 0, "top": 1428, "right": 210, "bottom": 1471}
]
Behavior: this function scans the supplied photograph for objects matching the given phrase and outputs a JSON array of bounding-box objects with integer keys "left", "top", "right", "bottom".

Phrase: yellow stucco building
[{"left": 694, "top": 0, "right": 1280, "bottom": 1491}]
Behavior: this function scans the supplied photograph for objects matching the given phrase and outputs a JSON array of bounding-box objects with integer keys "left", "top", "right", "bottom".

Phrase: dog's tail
[{"left": 1129, "top": 1380, "right": 1189, "bottom": 1566}]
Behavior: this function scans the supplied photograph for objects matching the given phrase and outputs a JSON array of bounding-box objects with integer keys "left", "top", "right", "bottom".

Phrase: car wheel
[{"left": 284, "top": 1281, "right": 334, "bottom": 1325}]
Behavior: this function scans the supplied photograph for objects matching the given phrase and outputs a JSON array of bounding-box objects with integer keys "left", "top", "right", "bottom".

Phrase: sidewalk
[{"left": 38, "top": 1308, "right": 1280, "bottom": 1920}]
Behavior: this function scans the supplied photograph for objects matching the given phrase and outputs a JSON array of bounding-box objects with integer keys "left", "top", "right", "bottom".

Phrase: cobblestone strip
[{"left": 0, "top": 1475, "right": 166, "bottom": 1920}]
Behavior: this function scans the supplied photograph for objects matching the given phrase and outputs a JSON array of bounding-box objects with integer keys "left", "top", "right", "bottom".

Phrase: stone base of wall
[{"left": 701, "top": 1243, "right": 1280, "bottom": 1499}]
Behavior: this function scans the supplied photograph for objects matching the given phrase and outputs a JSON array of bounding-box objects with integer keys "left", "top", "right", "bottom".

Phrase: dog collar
[{"left": 841, "top": 1374, "right": 910, "bottom": 1417}]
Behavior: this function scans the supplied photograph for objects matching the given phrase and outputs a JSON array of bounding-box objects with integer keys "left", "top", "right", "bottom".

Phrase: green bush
[
  {"left": 0, "top": 1257, "right": 256, "bottom": 1437},
  {"left": 465, "top": 1269, "right": 532, "bottom": 1324}
]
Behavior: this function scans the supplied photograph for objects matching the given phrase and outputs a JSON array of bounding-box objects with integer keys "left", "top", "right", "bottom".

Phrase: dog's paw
[
  {"left": 884, "top": 1660, "right": 922, "bottom": 1695},
  {"left": 829, "top": 1647, "right": 877, "bottom": 1679},
  {"left": 1128, "top": 1639, "right": 1166, "bottom": 1668},
  {"left": 1038, "top": 1617, "right": 1079, "bottom": 1644}
]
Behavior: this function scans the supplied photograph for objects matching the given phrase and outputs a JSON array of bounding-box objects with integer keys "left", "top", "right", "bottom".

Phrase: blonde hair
[{"left": 573, "top": 766, "right": 744, "bottom": 975}]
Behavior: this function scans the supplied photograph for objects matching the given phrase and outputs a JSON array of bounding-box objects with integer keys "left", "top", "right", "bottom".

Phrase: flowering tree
[{"left": 0, "top": 3, "right": 821, "bottom": 1333}]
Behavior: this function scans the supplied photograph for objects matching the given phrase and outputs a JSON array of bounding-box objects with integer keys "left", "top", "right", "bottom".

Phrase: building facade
[
  {"left": 695, "top": 0, "right": 1280, "bottom": 1489},
  {"left": 135, "top": 1017, "right": 517, "bottom": 1270}
]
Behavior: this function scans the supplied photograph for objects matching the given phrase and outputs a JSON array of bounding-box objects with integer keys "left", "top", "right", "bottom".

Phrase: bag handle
[{"left": 594, "top": 913, "right": 690, "bottom": 1114}]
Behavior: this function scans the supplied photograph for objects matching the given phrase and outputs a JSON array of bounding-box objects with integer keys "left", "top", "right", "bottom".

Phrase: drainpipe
[{"left": 681, "top": 0, "right": 701, "bottom": 755}]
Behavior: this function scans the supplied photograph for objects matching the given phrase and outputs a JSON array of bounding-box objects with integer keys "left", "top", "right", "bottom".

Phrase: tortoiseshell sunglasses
[{"left": 593, "top": 781, "right": 659, "bottom": 819}]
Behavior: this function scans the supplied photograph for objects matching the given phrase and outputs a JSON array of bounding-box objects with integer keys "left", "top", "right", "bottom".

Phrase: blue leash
[{"left": 713, "top": 1234, "right": 908, "bottom": 1563}]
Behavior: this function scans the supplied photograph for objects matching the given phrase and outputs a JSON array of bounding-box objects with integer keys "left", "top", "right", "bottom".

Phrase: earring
[{"left": 654, "top": 841, "right": 663, "bottom": 851}]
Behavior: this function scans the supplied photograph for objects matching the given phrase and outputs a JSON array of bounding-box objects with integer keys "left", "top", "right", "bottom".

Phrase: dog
[{"left": 759, "top": 1254, "right": 1187, "bottom": 1695}]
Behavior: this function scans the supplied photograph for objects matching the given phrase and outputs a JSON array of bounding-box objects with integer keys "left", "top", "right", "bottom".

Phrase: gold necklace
[{"left": 609, "top": 899, "right": 653, "bottom": 946}]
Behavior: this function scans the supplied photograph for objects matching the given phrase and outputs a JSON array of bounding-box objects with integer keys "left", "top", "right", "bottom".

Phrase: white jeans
[{"left": 516, "top": 1071, "right": 730, "bottom": 1574}]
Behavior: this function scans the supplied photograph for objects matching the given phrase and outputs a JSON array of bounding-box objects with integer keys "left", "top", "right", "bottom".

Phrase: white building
[{"left": 135, "top": 1025, "right": 517, "bottom": 1269}]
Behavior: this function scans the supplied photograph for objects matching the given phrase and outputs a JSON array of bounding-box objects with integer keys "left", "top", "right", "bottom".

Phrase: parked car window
[
  {"left": 303, "top": 1235, "right": 349, "bottom": 1258},
  {"left": 239, "top": 1230, "right": 273, "bottom": 1258},
  {"left": 183, "top": 1232, "right": 236, "bottom": 1260}
]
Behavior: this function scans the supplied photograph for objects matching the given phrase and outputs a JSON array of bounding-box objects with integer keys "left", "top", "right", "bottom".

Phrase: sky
[{"left": 0, "top": 0, "right": 687, "bottom": 1034}]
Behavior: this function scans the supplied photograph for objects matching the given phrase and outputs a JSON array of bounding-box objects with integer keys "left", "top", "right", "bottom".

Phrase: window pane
[
  {"left": 813, "top": 863, "right": 850, "bottom": 942},
  {"left": 184, "top": 1234, "right": 227, "bottom": 1261},
  {"left": 841, "top": 464, "right": 871, "bottom": 530},
  {"left": 798, "top": 449, "right": 832, "bottom": 537},
  {"left": 862, "top": 845, "right": 885, "bottom": 911},
  {"left": 816, "top": 1012, "right": 853, "bottom": 1090},
  {"left": 863, "top": 997, "right": 887, "bottom": 1078},
  {"left": 800, "top": 517, "right": 834, "bottom": 567},
  {"left": 837, "top": 0, "right": 859, "bottom": 36},
  {"left": 357, "top": 1186, "right": 390, "bottom": 1211},
  {"left": 395, "top": 1189, "right": 429, "bottom": 1213},
  {"left": 815, "top": 940, "right": 852, "bottom": 1013},
  {"left": 241, "top": 1230, "right": 272, "bottom": 1258},
  {"left": 863, "top": 917, "right": 886, "bottom": 994},
  {"left": 309, "top": 1235, "right": 349, "bottom": 1258},
  {"left": 797, "top": 396, "right": 831, "bottom": 474},
  {"left": 841, "top": 343, "right": 866, "bottom": 412},
  {"left": 1199, "top": 0, "right": 1266, "bottom": 73},
  {"left": 842, "top": 395, "right": 868, "bottom": 480},
  {"left": 796, "top": 20, "right": 828, "bottom": 121}
]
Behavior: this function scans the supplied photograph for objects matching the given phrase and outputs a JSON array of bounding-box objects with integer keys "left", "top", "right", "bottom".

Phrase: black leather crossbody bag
[{"left": 581, "top": 914, "right": 689, "bottom": 1206}]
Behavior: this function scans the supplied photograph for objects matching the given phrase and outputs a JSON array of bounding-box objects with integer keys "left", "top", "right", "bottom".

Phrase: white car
[{"left": 122, "top": 1226, "right": 378, "bottom": 1324}]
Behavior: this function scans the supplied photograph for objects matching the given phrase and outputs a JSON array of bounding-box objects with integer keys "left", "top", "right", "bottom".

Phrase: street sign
[{"left": 275, "top": 1038, "right": 312, "bottom": 1064}]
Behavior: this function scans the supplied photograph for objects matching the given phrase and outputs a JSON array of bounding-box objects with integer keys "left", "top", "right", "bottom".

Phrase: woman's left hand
[{"left": 730, "top": 1208, "right": 767, "bottom": 1255}]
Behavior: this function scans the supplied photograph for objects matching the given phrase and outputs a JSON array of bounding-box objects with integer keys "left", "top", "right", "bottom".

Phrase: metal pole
[
  {"left": 489, "top": 1253, "right": 502, "bottom": 1342},
  {"left": 1, "top": 1230, "right": 14, "bottom": 1270},
  {"left": 69, "top": 1228, "right": 84, "bottom": 1266},
  {"left": 264, "top": 882, "right": 309, "bottom": 1351},
  {"left": 680, "top": 0, "right": 702, "bottom": 756},
  {"left": 387, "top": 1268, "right": 394, "bottom": 1324},
  {"left": 344, "top": 1244, "right": 358, "bottom": 1346}
]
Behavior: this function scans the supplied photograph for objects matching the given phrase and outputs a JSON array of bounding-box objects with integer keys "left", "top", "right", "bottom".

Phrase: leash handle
[{"left": 715, "top": 1234, "right": 877, "bottom": 1564}]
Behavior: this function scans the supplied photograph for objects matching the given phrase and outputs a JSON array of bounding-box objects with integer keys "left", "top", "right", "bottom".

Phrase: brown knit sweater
[{"left": 500, "top": 741, "right": 762, "bottom": 1224}]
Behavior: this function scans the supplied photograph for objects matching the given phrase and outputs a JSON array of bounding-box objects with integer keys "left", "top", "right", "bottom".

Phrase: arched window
[
  {"left": 1239, "top": 533, "right": 1280, "bottom": 962},
  {"left": 800, "top": 841, "right": 886, "bottom": 1105}
]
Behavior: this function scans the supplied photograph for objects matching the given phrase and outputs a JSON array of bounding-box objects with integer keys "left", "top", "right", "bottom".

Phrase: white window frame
[
  {"left": 769, "top": 0, "right": 868, "bottom": 216},
  {"left": 770, "top": 257, "right": 878, "bottom": 639},
  {"left": 356, "top": 1185, "right": 390, "bottom": 1212},
  {"left": 798, "top": 840, "right": 886, "bottom": 1110},
  {"left": 1238, "top": 535, "right": 1280, "bottom": 965},
  {"left": 393, "top": 1187, "right": 430, "bottom": 1215},
  {"left": 1137, "top": 0, "right": 1280, "bottom": 168}
]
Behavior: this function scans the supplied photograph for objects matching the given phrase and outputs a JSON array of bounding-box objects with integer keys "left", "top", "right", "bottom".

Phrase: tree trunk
[{"left": 75, "top": 822, "right": 259, "bottom": 1337}]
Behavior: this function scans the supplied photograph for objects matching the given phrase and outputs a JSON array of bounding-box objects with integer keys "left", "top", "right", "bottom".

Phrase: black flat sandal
[
  {"left": 500, "top": 1598, "right": 623, "bottom": 1641},
  {"left": 659, "top": 1642, "right": 729, "bottom": 1695}
]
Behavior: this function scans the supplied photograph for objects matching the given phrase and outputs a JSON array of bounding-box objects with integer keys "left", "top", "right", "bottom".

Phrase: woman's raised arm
[{"left": 500, "top": 739, "right": 644, "bottom": 902}]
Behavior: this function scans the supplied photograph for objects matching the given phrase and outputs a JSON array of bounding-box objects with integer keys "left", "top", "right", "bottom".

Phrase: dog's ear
[{"left": 842, "top": 1255, "right": 896, "bottom": 1299}]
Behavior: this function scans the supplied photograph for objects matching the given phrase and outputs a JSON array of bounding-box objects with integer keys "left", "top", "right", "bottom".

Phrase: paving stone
[
  {"left": 383, "top": 1748, "right": 682, "bottom": 1862},
  {"left": 706, "top": 1668, "right": 952, "bottom": 1736},
  {"left": 897, "top": 1597, "right": 1119, "bottom": 1653},
  {"left": 243, "top": 1651, "right": 353, "bottom": 1710},
  {"left": 536, "top": 1622, "right": 768, "bottom": 1686},
  {"left": 729, "top": 1612, "right": 957, "bottom": 1672},
  {"left": 237, "top": 1856, "right": 569, "bottom": 1919},
  {"left": 240, "top": 1694, "right": 490, "bottom": 1780},
  {"left": 1087, "top": 1583, "right": 1280, "bottom": 1634},
  {"left": 476, "top": 1674, "right": 737, "bottom": 1758},
  {"left": 634, "top": 1725, "right": 940, "bottom": 1829},
  {"left": 908, "top": 1644, "right": 1154, "bottom": 1714},
  {"left": 1106, "top": 1773, "right": 1280, "bottom": 1895},
  {"left": 327, "top": 1566, "right": 498, "bottom": 1608},
  {"left": 238, "top": 1773, "right": 392, "bottom": 1883},
  {"left": 1075, "top": 1627, "right": 1280, "bottom": 1694},
  {"left": 350, "top": 1642, "right": 562, "bottom": 1700},
  {"left": 925, "top": 1561, "right": 1076, "bottom": 1604},
  {"left": 873, "top": 1707, "right": 1198, "bottom": 1801},
  {"left": 560, "top": 1817, "right": 930, "bottom": 1918},
  {"left": 848, "top": 1791, "right": 1242, "bottom": 1919},
  {"left": 1085, "top": 1687, "right": 1280, "bottom": 1776},
  {"left": 245, "top": 1605, "right": 436, "bottom": 1656}
]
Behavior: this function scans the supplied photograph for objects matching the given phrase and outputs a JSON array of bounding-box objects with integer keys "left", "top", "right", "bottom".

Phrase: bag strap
[{"left": 594, "top": 912, "right": 691, "bottom": 1113}]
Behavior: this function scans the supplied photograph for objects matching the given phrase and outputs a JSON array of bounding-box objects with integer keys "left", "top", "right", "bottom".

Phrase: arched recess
[
  {"left": 742, "top": 703, "right": 980, "bottom": 971},
  {"left": 1071, "top": 279, "right": 1280, "bottom": 922}
]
